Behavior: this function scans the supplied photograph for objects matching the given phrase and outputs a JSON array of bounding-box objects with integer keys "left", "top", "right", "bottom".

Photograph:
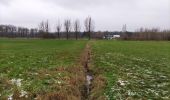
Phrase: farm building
[{"left": 103, "top": 32, "right": 121, "bottom": 39}]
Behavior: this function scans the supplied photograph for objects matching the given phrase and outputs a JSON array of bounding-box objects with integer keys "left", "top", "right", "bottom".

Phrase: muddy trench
[{"left": 81, "top": 44, "right": 94, "bottom": 100}]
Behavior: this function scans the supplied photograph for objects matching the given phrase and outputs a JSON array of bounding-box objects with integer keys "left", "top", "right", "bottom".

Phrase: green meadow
[
  {"left": 0, "top": 39, "right": 87, "bottom": 99},
  {"left": 91, "top": 41, "right": 170, "bottom": 99},
  {"left": 0, "top": 39, "right": 170, "bottom": 99}
]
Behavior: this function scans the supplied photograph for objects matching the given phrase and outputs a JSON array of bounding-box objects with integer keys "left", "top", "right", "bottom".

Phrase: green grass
[
  {"left": 1, "top": 39, "right": 170, "bottom": 99},
  {"left": 91, "top": 41, "right": 170, "bottom": 99},
  {"left": 0, "top": 39, "right": 87, "bottom": 99}
]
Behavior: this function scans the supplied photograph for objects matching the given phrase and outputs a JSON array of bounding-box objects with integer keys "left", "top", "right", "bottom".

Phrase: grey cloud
[
  {"left": 0, "top": 0, "right": 170, "bottom": 31},
  {"left": 44, "top": 0, "right": 138, "bottom": 10},
  {"left": 45, "top": 0, "right": 113, "bottom": 7},
  {"left": 0, "top": 0, "right": 12, "bottom": 5}
]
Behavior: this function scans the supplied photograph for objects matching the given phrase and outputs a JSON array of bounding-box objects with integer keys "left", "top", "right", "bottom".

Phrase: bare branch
[
  {"left": 84, "top": 16, "right": 94, "bottom": 40},
  {"left": 56, "top": 20, "right": 62, "bottom": 39},
  {"left": 74, "top": 19, "right": 81, "bottom": 40},
  {"left": 64, "top": 19, "right": 71, "bottom": 40}
]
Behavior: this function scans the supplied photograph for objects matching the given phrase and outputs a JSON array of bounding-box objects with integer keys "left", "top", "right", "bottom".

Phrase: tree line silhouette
[
  {"left": 0, "top": 16, "right": 170, "bottom": 40},
  {"left": 0, "top": 17, "right": 94, "bottom": 39},
  {"left": 121, "top": 28, "right": 170, "bottom": 41}
]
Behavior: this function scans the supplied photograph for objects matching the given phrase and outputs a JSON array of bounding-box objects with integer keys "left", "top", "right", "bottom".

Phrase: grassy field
[
  {"left": 0, "top": 39, "right": 87, "bottom": 99},
  {"left": 91, "top": 41, "right": 170, "bottom": 99},
  {"left": 1, "top": 39, "right": 170, "bottom": 99}
]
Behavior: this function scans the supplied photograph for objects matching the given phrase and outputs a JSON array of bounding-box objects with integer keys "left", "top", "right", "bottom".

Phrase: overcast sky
[{"left": 0, "top": 0, "right": 170, "bottom": 31}]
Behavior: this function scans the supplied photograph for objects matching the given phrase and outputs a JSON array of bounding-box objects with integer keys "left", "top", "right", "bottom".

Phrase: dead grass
[
  {"left": 82, "top": 42, "right": 107, "bottom": 100},
  {"left": 0, "top": 40, "right": 108, "bottom": 100},
  {"left": 89, "top": 75, "right": 107, "bottom": 100},
  {"left": 37, "top": 42, "right": 94, "bottom": 100},
  {"left": 35, "top": 65, "right": 85, "bottom": 100},
  {"left": 36, "top": 45, "right": 88, "bottom": 100}
]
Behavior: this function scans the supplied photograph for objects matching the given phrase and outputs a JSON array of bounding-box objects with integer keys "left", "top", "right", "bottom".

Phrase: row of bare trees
[
  {"left": 1, "top": 17, "right": 170, "bottom": 40},
  {"left": 38, "top": 16, "right": 94, "bottom": 39},
  {"left": 0, "top": 16, "right": 95, "bottom": 39},
  {"left": 39, "top": 20, "right": 49, "bottom": 34},
  {"left": 121, "top": 27, "right": 170, "bottom": 40},
  {"left": 0, "top": 24, "right": 39, "bottom": 38}
]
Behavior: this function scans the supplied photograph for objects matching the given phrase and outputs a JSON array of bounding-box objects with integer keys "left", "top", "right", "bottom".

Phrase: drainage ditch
[{"left": 81, "top": 44, "right": 94, "bottom": 100}]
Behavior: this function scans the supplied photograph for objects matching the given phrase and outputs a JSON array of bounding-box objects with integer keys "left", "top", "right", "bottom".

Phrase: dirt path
[
  {"left": 42, "top": 43, "right": 94, "bottom": 100},
  {"left": 80, "top": 43, "right": 93, "bottom": 99},
  {"left": 80, "top": 42, "right": 107, "bottom": 100},
  {"left": 35, "top": 44, "right": 93, "bottom": 100},
  {"left": 40, "top": 42, "right": 105, "bottom": 100}
]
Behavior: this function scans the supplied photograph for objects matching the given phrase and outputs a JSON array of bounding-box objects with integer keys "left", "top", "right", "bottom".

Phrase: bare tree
[
  {"left": 74, "top": 19, "right": 81, "bottom": 40},
  {"left": 39, "top": 20, "right": 49, "bottom": 34},
  {"left": 122, "top": 24, "right": 127, "bottom": 33},
  {"left": 56, "top": 20, "right": 62, "bottom": 39},
  {"left": 84, "top": 16, "right": 94, "bottom": 40},
  {"left": 64, "top": 19, "right": 71, "bottom": 40},
  {"left": 39, "top": 21, "right": 45, "bottom": 33},
  {"left": 45, "top": 20, "right": 49, "bottom": 33},
  {"left": 30, "top": 28, "right": 38, "bottom": 37}
]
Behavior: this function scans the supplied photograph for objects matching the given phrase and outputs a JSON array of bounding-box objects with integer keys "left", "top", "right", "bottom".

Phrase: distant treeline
[
  {"left": 121, "top": 28, "right": 170, "bottom": 41},
  {"left": 0, "top": 17, "right": 170, "bottom": 40},
  {"left": 0, "top": 17, "right": 96, "bottom": 40}
]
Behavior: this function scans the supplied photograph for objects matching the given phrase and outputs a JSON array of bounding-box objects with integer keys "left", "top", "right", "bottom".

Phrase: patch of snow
[
  {"left": 32, "top": 73, "right": 38, "bottom": 75},
  {"left": 127, "top": 73, "right": 133, "bottom": 76},
  {"left": 20, "top": 90, "right": 28, "bottom": 98},
  {"left": 10, "top": 78, "right": 22, "bottom": 87},
  {"left": 127, "top": 90, "right": 136, "bottom": 96},
  {"left": 56, "top": 80, "right": 61, "bottom": 84},
  {"left": 45, "top": 74, "right": 50, "bottom": 76},
  {"left": 86, "top": 75, "right": 93, "bottom": 85},
  {"left": 157, "top": 83, "right": 168, "bottom": 87},
  {"left": 117, "top": 80, "right": 128, "bottom": 86},
  {"left": 160, "top": 75, "right": 167, "bottom": 78},
  {"left": 162, "top": 97, "right": 170, "bottom": 99},
  {"left": 8, "top": 94, "right": 13, "bottom": 100},
  {"left": 58, "top": 73, "right": 61, "bottom": 76}
]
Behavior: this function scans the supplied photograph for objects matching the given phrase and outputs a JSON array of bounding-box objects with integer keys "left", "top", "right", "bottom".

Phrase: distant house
[
  {"left": 103, "top": 34, "right": 120, "bottom": 39},
  {"left": 113, "top": 35, "right": 120, "bottom": 38}
]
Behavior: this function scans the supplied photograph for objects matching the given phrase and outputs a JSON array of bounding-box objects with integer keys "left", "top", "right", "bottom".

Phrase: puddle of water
[
  {"left": 83, "top": 45, "right": 94, "bottom": 98},
  {"left": 86, "top": 73, "right": 93, "bottom": 95},
  {"left": 86, "top": 74, "right": 93, "bottom": 85}
]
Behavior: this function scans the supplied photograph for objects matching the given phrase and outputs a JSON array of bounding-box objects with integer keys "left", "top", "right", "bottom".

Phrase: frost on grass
[
  {"left": 9, "top": 78, "right": 28, "bottom": 99},
  {"left": 101, "top": 53, "right": 170, "bottom": 99},
  {"left": 20, "top": 90, "right": 28, "bottom": 98},
  {"left": 10, "top": 78, "right": 22, "bottom": 87},
  {"left": 105, "top": 66, "right": 170, "bottom": 99},
  {"left": 55, "top": 80, "right": 62, "bottom": 84},
  {"left": 117, "top": 79, "right": 128, "bottom": 86},
  {"left": 8, "top": 94, "right": 13, "bottom": 100}
]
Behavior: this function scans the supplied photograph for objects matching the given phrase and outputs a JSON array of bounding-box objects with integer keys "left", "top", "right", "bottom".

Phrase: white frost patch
[
  {"left": 127, "top": 73, "right": 133, "bottom": 76},
  {"left": 58, "top": 73, "right": 61, "bottom": 76},
  {"left": 160, "top": 75, "right": 167, "bottom": 78},
  {"left": 117, "top": 79, "right": 128, "bottom": 86},
  {"left": 145, "top": 69, "right": 152, "bottom": 74},
  {"left": 127, "top": 90, "right": 136, "bottom": 96},
  {"left": 32, "top": 72, "right": 38, "bottom": 75},
  {"left": 45, "top": 74, "right": 50, "bottom": 76},
  {"left": 8, "top": 94, "right": 13, "bottom": 100},
  {"left": 132, "top": 57, "right": 145, "bottom": 61},
  {"left": 157, "top": 83, "right": 169, "bottom": 88},
  {"left": 10, "top": 79, "right": 22, "bottom": 87},
  {"left": 86, "top": 75, "right": 93, "bottom": 85},
  {"left": 55, "top": 80, "right": 62, "bottom": 84},
  {"left": 20, "top": 90, "right": 28, "bottom": 98}
]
